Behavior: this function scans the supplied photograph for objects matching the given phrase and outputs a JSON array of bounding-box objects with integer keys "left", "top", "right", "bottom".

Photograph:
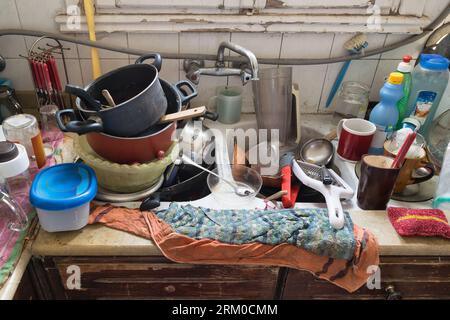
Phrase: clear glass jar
[
  {"left": 39, "top": 104, "right": 60, "bottom": 141},
  {"left": 39, "top": 104, "right": 61, "bottom": 158},
  {"left": 2, "top": 114, "right": 46, "bottom": 168},
  {"left": 332, "top": 81, "right": 370, "bottom": 123},
  {"left": 0, "top": 187, "right": 28, "bottom": 232}
]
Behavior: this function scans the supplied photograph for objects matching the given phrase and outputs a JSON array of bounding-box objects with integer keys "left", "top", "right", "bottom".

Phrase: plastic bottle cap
[
  {"left": 419, "top": 53, "right": 450, "bottom": 71},
  {"left": 401, "top": 117, "right": 421, "bottom": 131},
  {"left": 397, "top": 56, "right": 413, "bottom": 73},
  {"left": 403, "top": 55, "right": 412, "bottom": 63},
  {"left": 387, "top": 72, "right": 404, "bottom": 85}
]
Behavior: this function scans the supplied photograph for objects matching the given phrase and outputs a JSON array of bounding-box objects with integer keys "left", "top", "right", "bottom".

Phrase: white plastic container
[
  {"left": 35, "top": 204, "right": 90, "bottom": 232},
  {"left": 30, "top": 163, "right": 97, "bottom": 232}
]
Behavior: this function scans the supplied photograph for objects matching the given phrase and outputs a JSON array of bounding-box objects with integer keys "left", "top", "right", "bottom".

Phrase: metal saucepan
[
  {"left": 57, "top": 79, "right": 199, "bottom": 164},
  {"left": 62, "top": 53, "right": 169, "bottom": 137}
]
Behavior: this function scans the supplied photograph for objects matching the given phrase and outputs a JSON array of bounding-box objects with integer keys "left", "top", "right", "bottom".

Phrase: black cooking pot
[
  {"left": 57, "top": 78, "right": 198, "bottom": 164},
  {"left": 63, "top": 53, "right": 171, "bottom": 137}
]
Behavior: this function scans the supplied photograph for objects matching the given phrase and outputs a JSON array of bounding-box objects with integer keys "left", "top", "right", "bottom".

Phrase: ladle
[{"left": 181, "top": 154, "right": 253, "bottom": 197}]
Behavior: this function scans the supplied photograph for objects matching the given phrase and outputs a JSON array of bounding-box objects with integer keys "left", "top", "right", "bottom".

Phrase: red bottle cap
[{"left": 403, "top": 55, "right": 412, "bottom": 63}]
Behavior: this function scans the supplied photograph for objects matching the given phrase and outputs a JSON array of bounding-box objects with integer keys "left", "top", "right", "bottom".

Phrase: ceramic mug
[
  {"left": 383, "top": 140, "right": 435, "bottom": 193},
  {"left": 337, "top": 118, "right": 376, "bottom": 162},
  {"left": 208, "top": 86, "right": 242, "bottom": 124},
  {"left": 357, "top": 154, "right": 401, "bottom": 210}
]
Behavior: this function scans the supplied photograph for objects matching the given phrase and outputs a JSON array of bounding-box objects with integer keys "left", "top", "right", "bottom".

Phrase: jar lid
[
  {"left": 3, "top": 114, "right": 37, "bottom": 130},
  {"left": 0, "top": 143, "right": 29, "bottom": 179},
  {"left": 30, "top": 163, "right": 97, "bottom": 211},
  {"left": 0, "top": 141, "right": 19, "bottom": 162},
  {"left": 419, "top": 53, "right": 450, "bottom": 71}
]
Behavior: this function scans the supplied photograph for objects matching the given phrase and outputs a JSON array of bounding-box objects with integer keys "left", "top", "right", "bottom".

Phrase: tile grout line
[
  {"left": 126, "top": 32, "right": 131, "bottom": 63},
  {"left": 226, "top": 32, "right": 232, "bottom": 86},
  {"left": 316, "top": 33, "right": 336, "bottom": 113},
  {"left": 369, "top": 34, "right": 388, "bottom": 99},
  {"left": 13, "top": 0, "right": 29, "bottom": 59},
  {"left": 278, "top": 32, "right": 284, "bottom": 68},
  {"left": 178, "top": 32, "right": 181, "bottom": 82},
  {"left": 74, "top": 31, "right": 85, "bottom": 85}
]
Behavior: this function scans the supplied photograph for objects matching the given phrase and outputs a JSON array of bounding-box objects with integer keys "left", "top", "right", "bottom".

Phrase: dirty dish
[
  {"left": 58, "top": 79, "right": 196, "bottom": 164},
  {"left": 357, "top": 155, "right": 400, "bottom": 210},
  {"left": 337, "top": 118, "right": 376, "bottom": 162},
  {"left": 182, "top": 155, "right": 252, "bottom": 196},
  {"left": 75, "top": 136, "right": 176, "bottom": 193},
  {"left": 63, "top": 53, "right": 166, "bottom": 137},
  {"left": 207, "top": 165, "right": 262, "bottom": 202},
  {"left": 299, "top": 138, "right": 334, "bottom": 167}
]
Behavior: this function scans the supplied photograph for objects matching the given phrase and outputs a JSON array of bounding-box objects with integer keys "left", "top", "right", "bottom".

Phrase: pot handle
[
  {"left": 140, "top": 193, "right": 161, "bottom": 211},
  {"left": 134, "top": 53, "right": 162, "bottom": 72},
  {"left": 56, "top": 109, "right": 103, "bottom": 135},
  {"left": 65, "top": 84, "right": 102, "bottom": 112},
  {"left": 204, "top": 111, "right": 219, "bottom": 121},
  {"left": 174, "top": 80, "right": 198, "bottom": 105}
]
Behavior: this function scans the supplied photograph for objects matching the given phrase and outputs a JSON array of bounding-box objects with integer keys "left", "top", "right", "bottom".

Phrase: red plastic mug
[{"left": 337, "top": 118, "right": 376, "bottom": 162}]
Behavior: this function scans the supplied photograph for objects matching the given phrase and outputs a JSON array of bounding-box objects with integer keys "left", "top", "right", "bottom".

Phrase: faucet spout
[
  {"left": 183, "top": 42, "right": 258, "bottom": 85},
  {"left": 216, "top": 41, "right": 259, "bottom": 81}
]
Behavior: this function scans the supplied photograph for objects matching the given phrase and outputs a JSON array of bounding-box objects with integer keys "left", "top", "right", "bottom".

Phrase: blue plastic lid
[
  {"left": 419, "top": 54, "right": 450, "bottom": 71},
  {"left": 30, "top": 163, "right": 97, "bottom": 211}
]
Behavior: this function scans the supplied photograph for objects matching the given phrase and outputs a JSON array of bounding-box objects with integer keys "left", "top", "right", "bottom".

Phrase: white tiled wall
[{"left": 0, "top": 0, "right": 447, "bottom": 114}]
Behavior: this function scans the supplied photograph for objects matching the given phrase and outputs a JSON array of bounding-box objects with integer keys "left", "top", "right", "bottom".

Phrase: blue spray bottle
[{"left": 368, "top": 72, "right": 404, "bottom": 155}]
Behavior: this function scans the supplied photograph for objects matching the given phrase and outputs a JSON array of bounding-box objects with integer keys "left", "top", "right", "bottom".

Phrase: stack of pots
[{"left": 56, "top": 53, "right": 208, "bottom": 192}]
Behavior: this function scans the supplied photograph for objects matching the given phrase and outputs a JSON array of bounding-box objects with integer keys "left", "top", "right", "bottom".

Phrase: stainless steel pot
[{"left": 178, "top": 113, "right": 218, "bottom": 163}]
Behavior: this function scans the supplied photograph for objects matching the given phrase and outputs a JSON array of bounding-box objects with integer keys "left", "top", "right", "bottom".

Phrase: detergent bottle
[
  {"left": 406, "top": 54, "right": 449, "bottom": 138},
  {"left": 368, "top": 72, "right": 404, "bottom": 155},
  {"left": 395, "top": 55, "right": 413, "bottom": 129}
]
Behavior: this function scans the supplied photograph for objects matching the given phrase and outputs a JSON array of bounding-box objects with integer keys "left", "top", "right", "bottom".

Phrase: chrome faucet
[{"left": 184, "top": 41, "right": 259, "bottom": 85}]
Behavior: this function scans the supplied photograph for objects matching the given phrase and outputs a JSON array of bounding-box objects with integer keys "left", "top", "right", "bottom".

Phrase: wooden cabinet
[
  {"left": 29, "top": 256, "right": 280, "bottom": 300},
  {"left": 282, "top": 256, "right": 450, "bottom": 300},
  {"left": 18, "top": 256, "right": 450, "bottom": 300}
]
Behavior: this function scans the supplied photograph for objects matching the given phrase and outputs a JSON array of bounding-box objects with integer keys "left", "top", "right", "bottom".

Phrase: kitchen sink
[{"left": 204, "top": 113, "right": 359, "bottom": 205}]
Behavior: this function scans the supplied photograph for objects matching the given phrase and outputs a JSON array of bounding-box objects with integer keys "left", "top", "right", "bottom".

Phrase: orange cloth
[{"left": 89, "top": 204, "right": 379, "bottom": 293}]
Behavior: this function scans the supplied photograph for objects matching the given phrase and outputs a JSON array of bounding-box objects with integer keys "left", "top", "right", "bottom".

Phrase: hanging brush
[{"left": 325, "top": 33, "right": 368, "bottom": 108}]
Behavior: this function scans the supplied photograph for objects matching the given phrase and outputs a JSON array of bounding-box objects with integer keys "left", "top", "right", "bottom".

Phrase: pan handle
[
  {"left": 134, "top": 53, "right": 162, "bottom": 72},
  {"left": 174, "top": 80, "right": 198, "bottom": 106},
  {"left": 56, "top": 109, "right": 103, "bottom": 135}
]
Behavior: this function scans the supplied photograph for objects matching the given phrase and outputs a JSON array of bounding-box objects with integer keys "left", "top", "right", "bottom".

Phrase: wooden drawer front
[
  {"left": 283, "top": 256, "right": 450, "bottom": 300},
  {"left": 52, "top": 257, "right": 279, "bottom": 300}
]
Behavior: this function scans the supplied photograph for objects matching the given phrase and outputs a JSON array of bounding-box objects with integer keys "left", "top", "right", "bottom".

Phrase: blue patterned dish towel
[{"left": 156, "top": 203, "right": 356, "bottom": 260}]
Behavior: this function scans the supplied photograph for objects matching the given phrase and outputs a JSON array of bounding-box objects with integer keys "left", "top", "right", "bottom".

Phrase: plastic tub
[{"left": 30, "top": 163, "right": 97, "bottom": 232}]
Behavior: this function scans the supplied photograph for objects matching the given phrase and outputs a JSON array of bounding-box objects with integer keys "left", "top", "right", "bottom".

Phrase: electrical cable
[{"left": 0, "top": 4, "right": 448, "bottom": 65}]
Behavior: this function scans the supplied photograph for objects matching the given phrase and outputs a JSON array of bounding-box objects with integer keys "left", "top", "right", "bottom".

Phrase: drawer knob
[
  {"left": 385, "top": 285, "right": 402, "bottom": 300},
  {"left": 164, "top": 285, "right": 176, "bottom": 293}
]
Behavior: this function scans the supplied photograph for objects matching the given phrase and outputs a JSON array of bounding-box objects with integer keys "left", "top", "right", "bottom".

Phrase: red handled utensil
[
  {"left": 391, "top": 131, "right": 417, "bottom": 169},
  {"left": 280, "top": 152, "right": 300, "bottom": 208}
]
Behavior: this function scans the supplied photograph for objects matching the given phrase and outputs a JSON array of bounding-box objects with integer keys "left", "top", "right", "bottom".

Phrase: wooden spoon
[
  {"left": 101, "top": 89, "right": 116, "bottom": 108},
  {"left": 158, "top": 106, "right": 208, "bottom": 124}
]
